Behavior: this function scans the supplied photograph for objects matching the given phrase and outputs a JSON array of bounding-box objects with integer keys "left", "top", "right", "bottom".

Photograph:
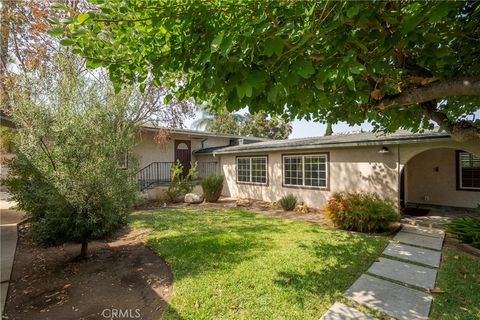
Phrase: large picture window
[
  {"left": 283, "top": 154, "right": 328, "bottom": 188},
  {"left": 236, "top": 156, "right": 267, "bottom": 184},
  {"left": 458, "top": 151, "right": 480, "bottom": 190}
]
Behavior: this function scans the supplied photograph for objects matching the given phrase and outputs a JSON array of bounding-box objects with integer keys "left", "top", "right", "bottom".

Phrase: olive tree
[{"left": 3, "top": 55, "right": 140, "bottom": 259}]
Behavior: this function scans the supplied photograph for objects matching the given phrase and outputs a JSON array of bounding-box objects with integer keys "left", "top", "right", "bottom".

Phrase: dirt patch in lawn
[
  {"left": 4, "top": 224, "right": 173, "bottom": 320},
  {"left": 138, "top": 197, "right": 334, "bottom": 227}
]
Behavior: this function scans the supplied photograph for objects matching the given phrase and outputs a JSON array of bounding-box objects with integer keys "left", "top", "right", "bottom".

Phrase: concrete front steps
[{"left": 320, "top": 224, "right": 445, "bottom": 320}]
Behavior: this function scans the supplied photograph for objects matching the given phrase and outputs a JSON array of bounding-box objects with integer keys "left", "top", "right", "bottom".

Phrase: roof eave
[
  {"left": 140, "top": 126, "right": 268, "bottom": 141},
  {"left": 212, "top": 136, "right": 452, "bottom": 155}
]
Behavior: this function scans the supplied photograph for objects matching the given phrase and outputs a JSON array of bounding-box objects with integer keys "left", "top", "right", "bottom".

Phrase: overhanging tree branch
[
  {"left": 377, "top": 77, "right": 480, "bottom": 110},
  {"left": 419, "top": 101, "right": 480, "bottom": 142}
]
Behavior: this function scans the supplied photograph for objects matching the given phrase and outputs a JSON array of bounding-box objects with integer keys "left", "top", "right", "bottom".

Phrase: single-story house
[{"left": 136, "top": 126, "right": 480, "bottom": 210}]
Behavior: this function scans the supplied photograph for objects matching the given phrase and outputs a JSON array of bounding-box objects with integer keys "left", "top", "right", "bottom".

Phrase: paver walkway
[
  {"left": 320, "top": 224, "right": 445, "bottom": 320},
  {"left": 0, "top": 197, "right": 24, "bottom": 316}
]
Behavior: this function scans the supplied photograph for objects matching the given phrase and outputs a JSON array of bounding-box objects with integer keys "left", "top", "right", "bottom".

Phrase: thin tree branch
[{"left": 39, "top": 137, "right": 57, "bottom": 171}]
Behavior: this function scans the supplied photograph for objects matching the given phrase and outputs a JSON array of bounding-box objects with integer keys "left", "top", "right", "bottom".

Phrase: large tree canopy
[{"left": 57, "top": 1, "right": 480, "bottom": 142}]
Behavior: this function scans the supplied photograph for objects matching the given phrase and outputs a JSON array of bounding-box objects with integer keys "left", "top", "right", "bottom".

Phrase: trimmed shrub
[
  {"left": 448, "top": 215, "right": 480, "bottom": 248},
  {"left": 201, "top": 174, "right": 224, "bottom": 202},
  {"left": 323, "top": 192, "right": 400, "bottom": 233},
  {"left": 279, "top": 194, "right": 297, "bottom": 211}
]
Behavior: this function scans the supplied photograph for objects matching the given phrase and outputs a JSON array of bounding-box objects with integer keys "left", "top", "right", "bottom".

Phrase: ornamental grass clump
[
  {"left": 324, "top": 192, "right": 399, "bottom": 233},
  {"left": 279, "top": 194, "right": 298, "bottom": 211},
  {"left": 201, "top": 174, "right": 224, "bottom": 202},
  {"left": 448, "top": 215, "right": 480, "bottom": 248}
]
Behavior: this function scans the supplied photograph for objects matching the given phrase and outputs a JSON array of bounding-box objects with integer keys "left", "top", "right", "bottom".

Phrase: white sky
[
  {"left": 184, "top": 109, "right": 373, "bottom": 138},
  {"left": 185, "top": 109, "right": 480, "bottom": 138}
]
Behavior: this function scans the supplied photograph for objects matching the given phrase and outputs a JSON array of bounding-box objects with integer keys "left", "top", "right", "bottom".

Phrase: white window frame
[
  {"left": 283, "top": 154, "right": 328, "bottom": 189},
  {"left": 458, "top": 151, "right": 480, "bottom": 191},
  {"left": 236, "top": 156, "right": 268, "bottom": 185}
]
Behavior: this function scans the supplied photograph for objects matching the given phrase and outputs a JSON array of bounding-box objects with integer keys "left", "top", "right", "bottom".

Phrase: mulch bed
[
  {"left": 4, "top": 225, "right": 173, "bottom": 320},
  {"left": 138, "top": 197, "right": 335, "bottom": 228}
]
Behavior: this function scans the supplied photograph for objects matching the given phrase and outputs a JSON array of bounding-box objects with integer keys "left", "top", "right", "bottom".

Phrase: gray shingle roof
[
  {"left": 140, "top": 124, "right": 269, "bottom": 141},
  {"left": 202, "top": 130, "right": 451, "bottom": 155},
  {"left": 194, "top": 145, "right": 231, "bottom": 155}
]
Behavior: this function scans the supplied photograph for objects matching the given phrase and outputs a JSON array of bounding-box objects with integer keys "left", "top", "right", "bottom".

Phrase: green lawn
[
  {"left": 130, "top": 208, "right": 387, "bottom": 319},
  {"left": 430, "top": 247, "right": 480, "bottom": 320}
]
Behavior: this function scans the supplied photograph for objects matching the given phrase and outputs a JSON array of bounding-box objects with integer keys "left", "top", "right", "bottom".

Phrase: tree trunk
[
  {"left": 0, "top": 0, "right": 12, "bottom": 109},
  {"left": 79, "top": 239, "right": 88, "bottom": 260}
]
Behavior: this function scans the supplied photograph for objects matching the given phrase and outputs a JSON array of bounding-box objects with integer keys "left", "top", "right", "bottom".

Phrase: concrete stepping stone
[
  {"left": 344, "top": 274, "right": 432, "bottom": 320},
  {"left": 401, "top": 225, "right": 445, "bottom": 239},
  {"left": 367, "top": 257, "right": 437, "bottom": 289},
  {"left": 319, "top": 302, "right": 377, "bottom": 320},
  {"left": 393, "top": 231, "right": 443, "bottom": 250},
  {"left": 383, "top": 243, "right": 441, "bottom": 268}
]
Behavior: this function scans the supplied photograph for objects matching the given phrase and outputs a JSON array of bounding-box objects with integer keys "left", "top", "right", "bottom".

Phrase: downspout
[
  {"left": 397, "top": 144, "right": 401, "bottom": 211},
  {"left": 200, "top": 138, "right": 208, "bottom": 149}
]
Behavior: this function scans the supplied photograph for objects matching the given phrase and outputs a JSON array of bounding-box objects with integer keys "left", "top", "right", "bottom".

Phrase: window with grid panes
[
  {"left": 236, "top": 156, "right": 267, "bottom": 184},
  {"left": 283, "top": 154, "right": 327, "bottom": 188},
  {"left": 458, "top": 152, "right": 480, "bottom": 190}
]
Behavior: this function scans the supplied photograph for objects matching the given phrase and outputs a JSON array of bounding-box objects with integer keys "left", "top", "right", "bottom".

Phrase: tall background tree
[
  {"left": 192, "top": 108, "right": 291, "bottom": 139},
  {"left": 58, "top": 1, "right": 480, "bottom": 147}
]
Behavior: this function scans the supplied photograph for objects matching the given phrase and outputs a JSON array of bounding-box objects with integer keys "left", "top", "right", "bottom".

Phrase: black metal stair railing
[
  {"left": 138, "top": 161, "right": 220, "bottom": 192},
  {"left": 137, "top": 162, "right": 174, "bottom": 192}
]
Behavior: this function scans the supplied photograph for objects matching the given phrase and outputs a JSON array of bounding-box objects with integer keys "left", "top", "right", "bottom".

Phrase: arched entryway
[{"left": 400, "top": 147, "right": 479, "bottom": 212}]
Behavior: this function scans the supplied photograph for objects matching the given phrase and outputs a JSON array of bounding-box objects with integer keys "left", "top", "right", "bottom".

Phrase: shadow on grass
[
  {"left": 131, "top": 208, "right": 291, "bottom": 280},
  {"left": 273, "top": 231, "right": 386, "bottom": 305}
]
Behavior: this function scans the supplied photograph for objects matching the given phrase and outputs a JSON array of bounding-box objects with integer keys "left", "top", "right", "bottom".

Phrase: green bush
[
  {"left": 201, "top": 174, "right": 224, "bottom": 202},
  {"left": 324, "top": 192, "right": 400, "bottom": 233},
  {"left": 279, "top": 194, "right": 297, "bottom": 211},
  {"left": 166, "top": 161, "right": 198, "bottom": 202},
  {"left": 1, "top": 56, "right": 140, "bottom": 259},
  {"left": 448, "top": 215, "right": 480, "bottom": 248}
]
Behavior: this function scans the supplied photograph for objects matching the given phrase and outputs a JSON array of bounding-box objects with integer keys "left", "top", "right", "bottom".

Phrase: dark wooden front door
[{"left": 174, "top": 140, "right": 191, "bottom": 176}]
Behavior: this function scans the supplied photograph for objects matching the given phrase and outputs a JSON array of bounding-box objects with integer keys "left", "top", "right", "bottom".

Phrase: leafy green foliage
[
  {"left": 207, "top": 112, "right": 241, "bottom": 136},
  {"left": 1, "top": 56, "right": 139, "bottom": 257},
  {"left": 197, "top": 109, "right": 292, "bottom": 139},
  {"left": 239, "top": 112, "right": 292, "bottom": 139},
  {"left": 59, "top": 1, "right": 480, "bottom": 137},
  {"left": 166, "top": 160, "right": 198, "bottom": 202},
  {"left": 201, "top": 174, "right": 224, "bottom": 202},
  {"left": 0, "top": 126, "right": 17, "bottom": 153},
  {"left": 447, "top": 215, "right": 480, "bottom": 248},
  {"left": 279, "top": 194, "right": 298, "bottom": 211},
  {"left": 324, "top": 192, "right": 399, "bottom": 233}
]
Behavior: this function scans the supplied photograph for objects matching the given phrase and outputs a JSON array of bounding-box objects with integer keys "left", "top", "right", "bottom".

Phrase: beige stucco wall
[
  {"left": 405, "top": 148, "right": 479, "bottom": 208},
  {"left": 219, "top": 139, "right": 479, "bottom": 210},
  {"left": 134, "top": 131, "right": 230, "bottom": 169},
  {"left": 221, "top": 145, "right": 400, "bottom": 209},
  {"left": 135, "top": 131, "right": 478, "bottom": 208}
]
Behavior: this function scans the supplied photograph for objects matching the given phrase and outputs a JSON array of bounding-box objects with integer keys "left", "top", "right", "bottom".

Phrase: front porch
[
  {"left": 401, "top": 147, "right": 479, "bottom": 211},
  {"left": 137, "top": 161, "right": 220, "bottom": 191}
]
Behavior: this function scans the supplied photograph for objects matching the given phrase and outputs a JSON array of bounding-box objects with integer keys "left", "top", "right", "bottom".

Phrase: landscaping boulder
[
  {"left": 236, "top": 199, "right": 251, "bottom": 207},
  {"left": 184, "top": 193, "right": 204, "bottom": 204}
]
